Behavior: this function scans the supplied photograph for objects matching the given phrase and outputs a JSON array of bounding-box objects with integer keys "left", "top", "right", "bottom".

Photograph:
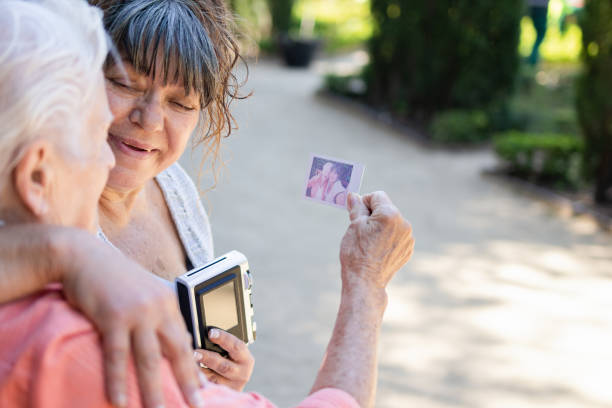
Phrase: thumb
[{"left": 348, "top": 192, "right": 370, "bottom": 221}]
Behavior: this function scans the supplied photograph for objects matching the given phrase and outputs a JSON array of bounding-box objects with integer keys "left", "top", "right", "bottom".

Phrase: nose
[{"left": 130, "top": 93, "right": 164, "bottom": 133}]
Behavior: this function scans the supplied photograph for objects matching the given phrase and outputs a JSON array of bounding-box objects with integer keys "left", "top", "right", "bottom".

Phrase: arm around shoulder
[{"left": 0, "top": 224, "right": 94, "bottom": 302}]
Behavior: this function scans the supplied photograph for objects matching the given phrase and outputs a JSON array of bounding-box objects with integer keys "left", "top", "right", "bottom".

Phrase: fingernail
[
  {"left": 113, "top": 392, "right": 127, "bottom": 408},
  {"left": 193, "top": 350, "right": 203, "bottom": 362},
  {"left": 198, "top": 372, "right": 207, "bottom": 388},
  {"left": 190, "top": 390, "right": 205, "bottom": 408},
  {"left": 209, "top": 329, "right": 219, "bottom": 339},
  {"left": 347, "top": 192, "right": 354, "bottom": 210}
]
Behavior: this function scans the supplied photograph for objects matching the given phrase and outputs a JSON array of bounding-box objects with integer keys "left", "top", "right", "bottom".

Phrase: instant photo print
[
  {"left": 304, "top": 154, "right": 365, "bottom": 209},
  {"left": 176, "top": 251, "right": 256, "bottom": 356}
]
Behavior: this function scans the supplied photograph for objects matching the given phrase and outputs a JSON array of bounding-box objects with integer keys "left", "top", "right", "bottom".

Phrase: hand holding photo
[{"left": 304, "top": 154, "right": 365, "bottom": 209}]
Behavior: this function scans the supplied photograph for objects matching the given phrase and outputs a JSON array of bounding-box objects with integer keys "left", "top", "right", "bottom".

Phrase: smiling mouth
[
  {"left": 122, "top": 141, "right": 149, "bottom": 152},
  {"left": 109, "top": 133, "right": 157, "bottom": 157}
]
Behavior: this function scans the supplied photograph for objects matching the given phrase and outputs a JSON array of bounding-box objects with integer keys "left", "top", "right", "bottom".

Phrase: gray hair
[
  {"left": 100, "top": 0, "right": 220, "bottom": 108},
  {"left": 92, "top": 0, "right": 246, "bottom": 189},
  {"left": 0, "top": 0, "right": 109, "bottom": 173}
]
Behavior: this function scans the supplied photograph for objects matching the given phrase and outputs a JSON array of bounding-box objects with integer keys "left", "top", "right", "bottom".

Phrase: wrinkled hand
[
  {"left": 340, "top": 191, "right": 414, "bottom": 289},
  {"left": 61, "top": 239, "right": 204, "bottom": 408},
  {"left": 194, "top": 328, "right": 254, "bottom": 391}
]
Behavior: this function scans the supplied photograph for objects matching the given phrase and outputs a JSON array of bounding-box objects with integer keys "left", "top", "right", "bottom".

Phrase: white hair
[{"left": 0, "top": 0, "right": 108, "bottom": 173}]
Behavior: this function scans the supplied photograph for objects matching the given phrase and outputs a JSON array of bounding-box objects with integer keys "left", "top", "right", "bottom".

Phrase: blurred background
[{"left": 180, "top": 0, "right": 612, "bottom": 406}]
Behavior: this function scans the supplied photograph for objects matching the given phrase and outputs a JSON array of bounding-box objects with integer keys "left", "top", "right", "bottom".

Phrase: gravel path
[{"left": 180, "top": 59, "right": 612, "bottom": 408}]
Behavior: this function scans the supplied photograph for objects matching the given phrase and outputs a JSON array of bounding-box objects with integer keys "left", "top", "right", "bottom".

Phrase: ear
[{"left": 13, "top": 140, "right": 54, "bottom": 219}]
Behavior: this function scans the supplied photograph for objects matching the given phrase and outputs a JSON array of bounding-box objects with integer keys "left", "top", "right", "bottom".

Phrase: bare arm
[
  {"left": 0, "top": 224, "right": 72, "bottom": 301},
  {"left": 0, "top": 224, "right": 204, "bottom": 408},
  {"left": 310, "top": 192, "right": 414, "bottom": 407}
]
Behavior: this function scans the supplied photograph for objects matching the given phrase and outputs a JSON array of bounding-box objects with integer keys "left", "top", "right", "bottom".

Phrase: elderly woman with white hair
[
  {"left": 0, "top": 1, "right": 415, "bottom": 408},
  {"left": 0, "top": 1, "right": 207, "bottom": 407}
]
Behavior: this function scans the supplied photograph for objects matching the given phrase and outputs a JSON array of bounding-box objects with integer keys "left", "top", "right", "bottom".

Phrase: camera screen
[{"left": 200, "top": 280, "right": 238, "bottom": 331}]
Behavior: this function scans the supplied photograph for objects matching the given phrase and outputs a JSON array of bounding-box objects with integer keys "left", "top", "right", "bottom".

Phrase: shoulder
[
  {"left": 0, "top": 289, "right": 110, "bottom": 407},
  {"left": 156, "top": 163, "right": 214, "bottom": 265},
  {"left": 0, "top": 288, "right": 93, "bottom": 350}
]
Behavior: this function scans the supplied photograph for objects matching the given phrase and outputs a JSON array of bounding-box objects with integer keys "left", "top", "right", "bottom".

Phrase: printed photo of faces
[{"left": 305, "top": 155, "right": 364, "bottom": 208}]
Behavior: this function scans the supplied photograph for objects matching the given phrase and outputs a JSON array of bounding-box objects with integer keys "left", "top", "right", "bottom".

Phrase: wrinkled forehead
[{"left": 102, "top": 0, "right": 219, "bottom": 106}]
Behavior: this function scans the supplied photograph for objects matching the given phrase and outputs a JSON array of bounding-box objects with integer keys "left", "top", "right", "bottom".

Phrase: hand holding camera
[
  {"left": 176, "top": 251, "right": 256, "bottom": 390},
  {"left": 193, "top": 328, "right": 254, "bottom": 391}
]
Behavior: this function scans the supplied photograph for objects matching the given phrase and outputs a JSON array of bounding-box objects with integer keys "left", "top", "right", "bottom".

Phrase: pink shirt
[{"left": 0, "top": 288, "right": 359, "bottom": 408}]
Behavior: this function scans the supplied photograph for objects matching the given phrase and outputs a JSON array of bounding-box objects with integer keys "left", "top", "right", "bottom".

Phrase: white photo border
[{"left": 303, "top": 153, "right": 365, "bottom": 209}]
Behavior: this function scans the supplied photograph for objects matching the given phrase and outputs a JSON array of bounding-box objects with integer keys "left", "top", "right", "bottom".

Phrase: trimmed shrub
[
  {"left": 494, "top": 131, "right": 584, "bottom": 189},
  {"left": 324, "top": 73, "right": 367, "bottom": 99},
  {"left": 430, "top": 110, "right": 490, "bottom": 144},
  {"left": 576, "top": 0, "right": 612, "bottom": 203},
  {"left": 366, "top": 0, "right": 523, "bottom": 122}
]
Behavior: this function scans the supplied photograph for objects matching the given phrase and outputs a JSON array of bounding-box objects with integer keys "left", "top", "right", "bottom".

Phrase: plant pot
[{"left": 279, "top": 36, "right": 321, "bottom": 68}]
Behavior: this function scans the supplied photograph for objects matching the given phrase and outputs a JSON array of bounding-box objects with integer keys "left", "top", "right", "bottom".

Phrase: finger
[
  {"left": 102, "top": 328, "right": 129, "bottom": 408},
  {"left": 195, "top": 348, "right": 240, "bottom": 380},
  {"left": 199, "top": 367, "right": 229, "bottom": 387},
  {"left": 347, "top": 192, "right": 370, "bottom": 222},
  {"left": 362, "top": 191, "right": 393, "bottom": 213},
  {"left": 363, "top": 192, "right": 401, "bottom": 223},
  {"left": 132, "top": 328, "right": 165, "bottom": 408},
  {"left": 158, "top": 322, "right": 204, "bottom": 408},
  {"left": 208, "top": 329, "right": 251, "bottom": 363}
]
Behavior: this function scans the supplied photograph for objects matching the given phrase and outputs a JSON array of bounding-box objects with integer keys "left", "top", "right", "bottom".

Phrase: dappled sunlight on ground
[
  {"left": 181, "top": 60, "right": 612, "bottom": 407},
  {"left": 380, "top": 240, "right": 612, "bottom": 407}
]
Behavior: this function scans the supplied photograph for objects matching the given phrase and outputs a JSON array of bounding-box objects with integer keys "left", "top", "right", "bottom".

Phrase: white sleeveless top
[
  {"left": 323, "top": 180, "right": 347, "bottom": 204},
  {"left": 97, "top": 162, "right": 214, "bottom": 280}
]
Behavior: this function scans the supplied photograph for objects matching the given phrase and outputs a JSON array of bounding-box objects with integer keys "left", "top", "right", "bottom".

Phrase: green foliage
[
  {"left": 494, "top": 131, "right": 584, "bottom": 189},
  {"left": 576, "top": 0, "right": 612, "bottom": 203},
  {"left": 294, "top": 0, "right": 374, "bottom": 51},
  {"left": 324, "top": 73, "right": 367, "bottom": 98},
  {"left": 366, "top": 0, "right": 523, "bottom": 121},
  {"left": 430, "top": 110, "right": 490, "bottom": 144},
  {"left": 510, "top": 65, "right": 581, "bottom": 135},
  {"left": 267, "top": 0, "right": 295, "bottom": 34},
  {"left": 229, "top": 0, "right": 272, "bottom": 51},
  {"left": 518, "top": 0, "right": 583, "bottom": 62}
]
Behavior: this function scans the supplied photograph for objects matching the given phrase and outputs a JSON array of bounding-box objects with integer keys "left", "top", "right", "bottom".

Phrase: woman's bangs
[{"left": 107, "top": 0, "right": 219, "bottom": 106}]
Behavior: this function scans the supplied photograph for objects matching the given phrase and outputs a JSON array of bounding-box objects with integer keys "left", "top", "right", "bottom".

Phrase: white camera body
[{"left": 176, "top": 250, "right": 256, "bottom": 355}]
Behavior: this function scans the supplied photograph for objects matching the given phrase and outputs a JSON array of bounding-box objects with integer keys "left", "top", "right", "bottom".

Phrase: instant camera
[{"left": 176, "top": 251, "right": 256, "bottom": 355}]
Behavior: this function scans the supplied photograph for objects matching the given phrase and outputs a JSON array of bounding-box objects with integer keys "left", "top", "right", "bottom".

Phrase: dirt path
[{"left": 180, "top": 59, "right": 612, "bottom": 408}]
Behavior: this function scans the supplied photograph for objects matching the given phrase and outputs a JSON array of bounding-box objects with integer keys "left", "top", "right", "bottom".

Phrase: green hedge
[
  {"left": 366, "top": 0, "right": 522, "bottom": 121},
  {"left": 324, "top": 73, "right": 367, "bottom": 98},
  {"left": 576, "top": 0, "right": 612, "bottom": 203},
  {"left": 430, "top": 110, "right": 490, "bottom": 144},
  {"left": 494, "top": 131, "right": 584, "bottom": 188}
]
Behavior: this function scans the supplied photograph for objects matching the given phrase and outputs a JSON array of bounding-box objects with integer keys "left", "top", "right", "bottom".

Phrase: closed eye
[
  {"left": 108, "top": 78, "right": 140, "bottom": 93},
  {"left": 172, "top": 101, "right": 196, "bottom": 111}
]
